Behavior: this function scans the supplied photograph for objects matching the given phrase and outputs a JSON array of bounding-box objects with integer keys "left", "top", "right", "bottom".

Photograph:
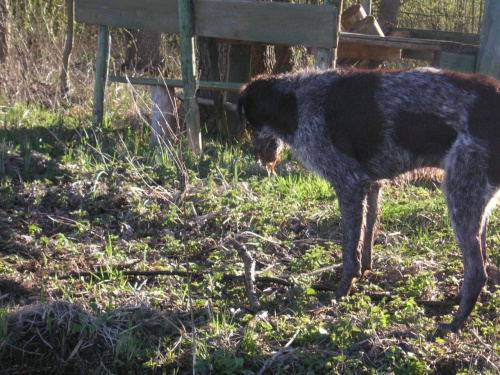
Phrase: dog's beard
[{"left": 252, "top": 133, "right": 284, "bottom": 173}]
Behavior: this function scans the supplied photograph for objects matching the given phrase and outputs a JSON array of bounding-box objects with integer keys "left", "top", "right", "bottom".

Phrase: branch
[{"left": 230, "top": 238, "right": 261, "bottom": 311}]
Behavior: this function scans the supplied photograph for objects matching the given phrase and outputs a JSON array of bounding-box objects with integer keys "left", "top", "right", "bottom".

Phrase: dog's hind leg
[
  {"left": 335, "top": 182, "right": 372, "bottom": 297},
  {"left": 360, "top": 182, "right": 381, "bottom": 276},
  {"left": 440, "top": 139, "right": 492, "bottom": 331}
]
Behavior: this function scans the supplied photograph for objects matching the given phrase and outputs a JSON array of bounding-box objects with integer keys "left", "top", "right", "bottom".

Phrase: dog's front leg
[{"left": 335, "top": 184, "right": 369, "bottom": 297}]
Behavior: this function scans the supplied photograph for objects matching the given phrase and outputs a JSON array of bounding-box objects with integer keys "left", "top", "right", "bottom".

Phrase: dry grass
[{"left": 0, "top": 301, "right": 170, "bottom": 374}]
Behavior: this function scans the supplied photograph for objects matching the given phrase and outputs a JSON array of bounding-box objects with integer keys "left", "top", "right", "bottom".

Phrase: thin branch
[
  {"left": 257, "top": 328, "right": 300, "bottom": 375},
  {"left": 230, "top": 238, "right": 261, "bottom": 310}
]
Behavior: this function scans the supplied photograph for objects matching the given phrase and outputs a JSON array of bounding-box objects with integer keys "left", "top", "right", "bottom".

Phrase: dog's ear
[{"left": 237, "top": 77, "right": 298, "bottom": 136}]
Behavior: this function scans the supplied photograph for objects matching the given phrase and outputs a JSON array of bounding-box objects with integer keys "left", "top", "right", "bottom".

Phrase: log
[{"left": 341, "top": 4, "right": 366, "bottom": 31}]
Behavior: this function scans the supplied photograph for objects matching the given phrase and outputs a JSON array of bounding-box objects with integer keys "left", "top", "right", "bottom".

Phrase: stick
[
  {"left": 54, "top": 269, "right": 458, "bottom": 309},
  {"left": 256, "top": 328, "right": 300, "bottom": 375},
  {"left": 229, "top": 238, "right": 261, "bottom": 311}
]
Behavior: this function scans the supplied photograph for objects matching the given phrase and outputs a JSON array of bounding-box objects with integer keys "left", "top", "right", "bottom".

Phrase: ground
[{"left": 1, "top": 98, "right": 500, "bottom": 374}]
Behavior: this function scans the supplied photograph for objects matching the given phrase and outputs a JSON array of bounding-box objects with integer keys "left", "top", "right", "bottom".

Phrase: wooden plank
[
  {"left": 476, "top": 0, "right": 500, "bottom": 78},
  {"left": 76, "top": 0, "right": 337, "bottom": 48},
  {"left": 338, "top": 43, "right": 401, "bottom": 61},
  {"left": 179, "top": 0, "right": 201, "bottom": 155},
  {"left": 401, "top": 49, "right": 434, "bottom": 61},
  {"left": 75, "top": 0, "right": 179, "bottom": 34},
  {"left": 393, "top": 28, "right": 480, "bottom": 45},
  {"left": 195, "top": 1, "right": 337, "bottom": 48},
  {"left": 108, "top": 75, "right": 245, "bottom": 92},
  {"left": 93, "top": 25, "right": 109, "bottom": 127},
  {"left": 340, "top": 32, "right": 478, "bottom": 55},
  {"left": 316, "top": 0, "right": 342, "bottom": 70},
  {"left": 438, "top": 52, "right": 476, "bottom": 73}
]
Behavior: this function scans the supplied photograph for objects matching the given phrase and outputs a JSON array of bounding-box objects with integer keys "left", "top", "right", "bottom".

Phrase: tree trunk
[
  {"left": 378, "top": 0, "right": 401, "bottom": 26},
  {"left": 123, "top": 30, "right": 163, "bottom": 74},
  {"left": 251, "top": 45, "right": 273, "bottom": 77},
  {"left": 0, "top": 0, "right": 9, "bottom": 63},
  {"left": 196, "top": 37, "right": 216, "bottom": 133},
  {"left": 59, "top": 0, "right": 74, "bottom": 97},
  {"left": 272, "top": 45, "right": 294, "bottom": 74},
  {"left": 272, "top": 0, "right": 295, "bottom": 74}
]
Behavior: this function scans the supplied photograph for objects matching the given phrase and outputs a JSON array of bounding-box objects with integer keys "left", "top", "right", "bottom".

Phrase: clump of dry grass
[{"left": 0, "top": 301, "right": 169, "bottom": 374}]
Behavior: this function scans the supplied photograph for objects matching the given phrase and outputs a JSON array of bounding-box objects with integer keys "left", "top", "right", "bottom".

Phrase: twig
[
  {"left": 230, "top": 238, "right": 261, "bottom": 311},
  {"left": 56, "top": 269, "right": 208, "bottom": 280},
  {"left": 471, "top": 328, "right": 500, "bottom": 363},
  {"left": 241, "top": 231, "right": 282, "bottom": 245},
  {"left": 54, "top": 268, "right": 460, "bottom": 309},
  {"left": 194, "top": 209, "right": 228, "bottom": 223},
  {"left": 257, "top": 328, "right": 300, "bottom": 375}
]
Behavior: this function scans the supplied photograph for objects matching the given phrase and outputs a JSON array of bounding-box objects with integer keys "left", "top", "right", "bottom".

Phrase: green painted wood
[
  {"left": 316, "top": 0, "right": 341, "bottom": 69},
  {"left": 179, "top": 0, "right": 201, "bottom": 155},
  {"left": 394, "top": 28, "right": 480, "bottom": 45},
  {"left": 93, "top": 25, "right": 109, "bottom": 127},
  {"left": 438, "top": 52, "right": 476, "bottom": 73},
  {"left": 75, "top": 0, "right": 179, "bottom": 34},
  {"left": 75, "top": 0, "right": 337, "bottom": 48},
  {"left": 476, "top": 0, "right": 500, "bottom": 78},
  {"left": 195, "top": 0, "right": 337, "bottom": 48},
  {"left": 108, "top": 75, "right": 244, "bottom": 92}
]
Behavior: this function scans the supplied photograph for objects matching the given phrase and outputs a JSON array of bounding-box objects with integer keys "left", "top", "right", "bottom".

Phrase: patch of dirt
[{"left": 0, "top": 277, "right": 40, "bottom": 305}]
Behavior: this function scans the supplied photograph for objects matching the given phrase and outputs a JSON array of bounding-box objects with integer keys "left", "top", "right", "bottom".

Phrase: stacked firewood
[{"left": 338, "top": 4, "right": 402, "bottom": 68}]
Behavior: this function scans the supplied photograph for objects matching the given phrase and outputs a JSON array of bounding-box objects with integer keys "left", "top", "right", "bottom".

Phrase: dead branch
[{"left": 229, "top": 238, "right": 261, "bottom": 310}]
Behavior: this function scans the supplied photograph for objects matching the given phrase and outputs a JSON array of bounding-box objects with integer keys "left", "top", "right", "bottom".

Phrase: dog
[{"left": 237, "top": 67, "right": 500, "bottom": 331}]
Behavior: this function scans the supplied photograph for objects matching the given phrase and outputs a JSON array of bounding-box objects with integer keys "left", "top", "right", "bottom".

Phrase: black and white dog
[{"left": 237, "top": 67, "right": 500, "bottom": 331}]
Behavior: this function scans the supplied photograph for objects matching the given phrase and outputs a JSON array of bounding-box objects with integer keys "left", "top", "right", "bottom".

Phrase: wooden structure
[
  {"left": 75, "top": 0, "right": 342, "bottom": 154},
  {"left": 343, "top": 0, "right": 499, "bottom": 77},
  {"left": 76, "top": 0, "right": 500, "bottom": 155}
]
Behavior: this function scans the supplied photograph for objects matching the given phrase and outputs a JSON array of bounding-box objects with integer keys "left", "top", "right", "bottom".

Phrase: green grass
[{"left": 1, "top": 98, "right": 500, "bottom": 374}]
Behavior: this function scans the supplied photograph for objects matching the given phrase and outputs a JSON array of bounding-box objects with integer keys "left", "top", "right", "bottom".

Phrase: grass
[{"left": 1, "top": 90, "right": 500, "bottom": 375}]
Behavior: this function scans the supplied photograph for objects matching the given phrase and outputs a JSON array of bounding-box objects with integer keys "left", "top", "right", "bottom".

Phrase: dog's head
[{"left": 237, "top": 75, "right": 298, "bottom": 172}]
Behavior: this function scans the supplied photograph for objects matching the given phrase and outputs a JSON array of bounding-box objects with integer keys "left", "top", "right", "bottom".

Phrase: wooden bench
[{"left": 75, "top": 0, "right": 342, "bottom": 154}]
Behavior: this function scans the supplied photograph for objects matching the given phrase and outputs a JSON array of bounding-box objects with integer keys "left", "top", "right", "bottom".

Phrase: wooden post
[
  {"left": 93, "top": 25, "right": 109, "bottom": 127},
  {"left": 316, "top": 0, "right": 342, "bottom": 70},
  {"left": 150, "top": 86, "right": 177, "bottom": 146},
  {"left": 360, "top": 0, "right": 371, "bottom": 15},
  {"left": 178, "top": 0, "right": 202, "bottom": 155},
  {"left": 476, "top": 0, "right": 500, "bottom": 78}
]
